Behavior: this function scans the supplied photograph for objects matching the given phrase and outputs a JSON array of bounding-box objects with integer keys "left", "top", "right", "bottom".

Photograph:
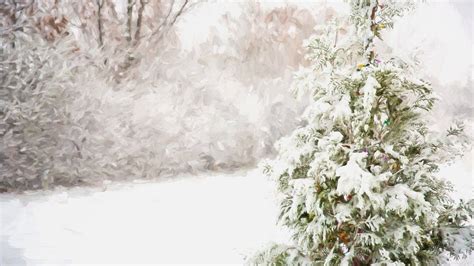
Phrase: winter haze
[{"left": 0, "top": 0, "right": 473, "bottom": 265}]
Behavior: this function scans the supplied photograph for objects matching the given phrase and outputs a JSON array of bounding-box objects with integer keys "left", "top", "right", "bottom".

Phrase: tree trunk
[
  {"left": 126, "top": 0, "right": 133, "bottom": 44},
  {"left": 134, "top": 0, "right": 146, "bottom": 45},
  {"left": 96, "top": 0, "right": 104, "bottom": 47}
]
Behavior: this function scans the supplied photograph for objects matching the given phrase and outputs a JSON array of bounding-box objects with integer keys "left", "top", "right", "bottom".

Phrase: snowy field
[
  {"left": 1, "top": 154, "right": 472, "bottom": 265},
  {"left": 0, "top": 170, "right": 292, "bottom": 265}
]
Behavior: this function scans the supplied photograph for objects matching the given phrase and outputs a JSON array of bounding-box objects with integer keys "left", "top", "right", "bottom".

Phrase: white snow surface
[
  {"left": 1, "top": 156, "right": 472, "bottom": 265},
  {"left": 1, "top": 170, "right": 291, "bottom": 265}
]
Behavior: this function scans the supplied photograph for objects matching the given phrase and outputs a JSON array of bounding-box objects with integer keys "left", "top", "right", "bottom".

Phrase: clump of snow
[{"left": 336, "top": 152, "right": 377, "bottom": 197}]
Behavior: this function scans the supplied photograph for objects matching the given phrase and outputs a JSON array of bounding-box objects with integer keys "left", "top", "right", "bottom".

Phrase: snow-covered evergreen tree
[{"left": 253, "top": 0, "right": 473, "bottom": 264}]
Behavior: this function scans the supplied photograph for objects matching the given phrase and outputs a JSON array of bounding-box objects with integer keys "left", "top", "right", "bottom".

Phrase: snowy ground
[
  {"left": 0, "top": 170, "right": 291, "bottom": 265},
  {"left": 1, "top": 156, "right": 472, "bottom": 265}
]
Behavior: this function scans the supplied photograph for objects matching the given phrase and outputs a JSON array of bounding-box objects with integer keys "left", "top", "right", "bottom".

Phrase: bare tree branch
[
  {"left": 126, "top": 0, "right": 134, "bottom": 43},
  {"left": 96, "top": 0, "right": 105, "bottom": 47},
  {"left": 168, "top": 0, "right": 189, "bottom": 27},
  {"left": 105, "top": 0, "right": 119, "bottom": 21},
  {"left": 149, "top": 0, "right": 197, "bottom": 43},
  {"left": 133, "top": 0, "right": 147, "bottom": 45},
  {"left": 149, "top": 0, "right": 175, "bottom": 39}
]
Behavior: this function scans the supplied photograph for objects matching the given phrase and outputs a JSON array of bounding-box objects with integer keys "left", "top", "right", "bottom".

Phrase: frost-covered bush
[
  {"left": 254, "top": 0, "right": 473, "bottom": 264},
  {"left": 1, "top": 1, "right": 325, "bottom": 191},
  {"left": 66, "top": 2, "right": 324, "bottom": 180},
  {"left": 0, "top": 11, "right": 84, "bottom": 190}
]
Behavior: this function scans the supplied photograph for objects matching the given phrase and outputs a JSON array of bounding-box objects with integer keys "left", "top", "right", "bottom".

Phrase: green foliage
[
  {"left": 249, "top": 244, "right": 311, "bottom": 266},
  {"left": 252, "top": 0, "right": 473, "bottom": 265}
]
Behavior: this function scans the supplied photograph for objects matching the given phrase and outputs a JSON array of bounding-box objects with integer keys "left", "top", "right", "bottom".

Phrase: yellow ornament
[
  {"left": 391, "top": 162, "right": 400, "bottom": 172},
  {"left": 377, "top": 23, "right": 386, "bottom": 29}
]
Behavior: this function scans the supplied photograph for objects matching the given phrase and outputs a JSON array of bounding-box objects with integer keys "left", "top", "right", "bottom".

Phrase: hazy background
[{"left": 1, "top": 0, "right": 472, "bottom": 192}]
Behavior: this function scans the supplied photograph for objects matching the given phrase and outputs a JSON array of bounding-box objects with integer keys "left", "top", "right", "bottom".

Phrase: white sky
[{"left": 178, "top": 0, "right": 473, "bottom": 51}]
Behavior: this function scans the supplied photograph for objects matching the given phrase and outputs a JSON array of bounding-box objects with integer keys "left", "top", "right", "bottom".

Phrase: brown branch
[
  {"left": 168, "top": 0, "right": 189, "bottom": 27},
  {"left": 9, "top": 0, "right": 18, "bottom": 48},
  {"left": 149, "top": 0, "right": 175, "bottom": 38},
  {"left": 134, "top": 0, "right": 147, "bottom": 45},
  {"left": 367, "top": 0, "right": 379, "bottom": 62},
  {"left": 96, "top": 0, "right": 104, "bottom": 47},
  {"left": 150, "top": 0, "right": 194, "bottom": 43},
  {"left": 126, "top": 0, "right": 134, "bottom": 43}
]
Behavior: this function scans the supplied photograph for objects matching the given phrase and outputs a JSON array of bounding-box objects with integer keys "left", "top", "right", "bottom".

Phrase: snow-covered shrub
[
  {"left": 255, "top": 0, "right": 473, "bottom": 264},
  {"left": 1, "top": 1, "right": 326, "bottom": 191},
  {"left": 0, "top": 21, "right": 82, "bottom": 190}
]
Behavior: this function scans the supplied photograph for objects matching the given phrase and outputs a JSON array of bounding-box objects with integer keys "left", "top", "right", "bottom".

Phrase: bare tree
[
  {"left": 149, "top": 0, "right": 195, "bottom": 42},
  {"left": 133, "top": 0, "right": 147, "bottom": 45},
  {"left": 96, "top": 0, "right": 105, "bottom": 47},
  {"left": 126, "top": 0, "right": 133, "bottom": 44}
]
